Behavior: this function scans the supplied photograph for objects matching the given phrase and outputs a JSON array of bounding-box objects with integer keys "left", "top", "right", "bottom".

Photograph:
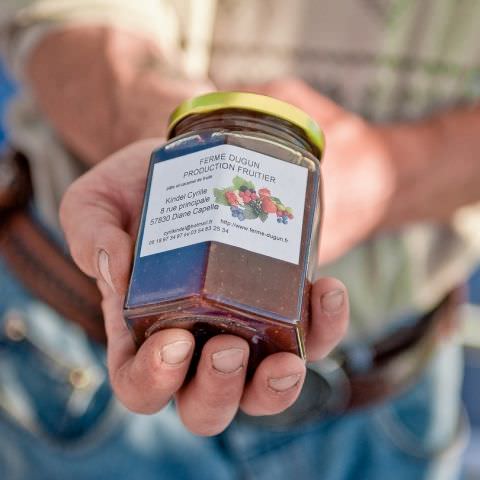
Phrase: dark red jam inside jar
[{"left": 124, "top": 92, "right": 324, "bottom": 371}]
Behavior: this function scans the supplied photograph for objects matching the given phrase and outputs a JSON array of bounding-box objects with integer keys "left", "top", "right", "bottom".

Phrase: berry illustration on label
[{"left": 213, "top": 176, "right": 294, "bottom": 224}]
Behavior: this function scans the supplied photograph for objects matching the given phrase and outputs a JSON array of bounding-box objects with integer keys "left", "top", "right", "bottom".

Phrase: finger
[
  {"left": 176, "top": 335, "right": 249, "bottom": 436},
  {"left": 307, "top": 278, "right": 349, "bottom": 361},
  {"left": 60, "top": 138, "right": 162, "bottom": 293},
  {"left": 240, "top": 352, "right": 306, "bottom": 416},
  {"left": 102, "top": 294, "right": 194, "bottom": 414}
]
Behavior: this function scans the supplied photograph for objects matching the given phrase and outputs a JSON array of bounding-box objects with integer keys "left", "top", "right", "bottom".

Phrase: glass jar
[{"left": 124, "top": 92, "right": 324, "bottom": 370}]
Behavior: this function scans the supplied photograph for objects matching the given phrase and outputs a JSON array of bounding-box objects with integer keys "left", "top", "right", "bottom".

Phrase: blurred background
[{"left": 4, "top": 51, "right": 479, "bottom": 474}]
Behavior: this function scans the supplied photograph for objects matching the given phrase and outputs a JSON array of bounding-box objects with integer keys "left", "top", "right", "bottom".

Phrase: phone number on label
[{"left": 147, "top": 226, "right": 229, "bottom": 246}]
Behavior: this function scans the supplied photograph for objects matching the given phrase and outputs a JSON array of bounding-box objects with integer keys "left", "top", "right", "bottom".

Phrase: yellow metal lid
[{"left": 167, "top": 91, "right": 325, "bottom": 155}]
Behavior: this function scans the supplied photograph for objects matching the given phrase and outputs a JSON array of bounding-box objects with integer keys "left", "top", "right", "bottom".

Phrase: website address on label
[
  {"left": 221, "top": 219, "right": 288, "bottom": 243},
  {"left": 163, "top": 219, "right": 213, "bottom": 237},
  {"left": 247, "top": 227, "right": 288, "bottom": 243}
]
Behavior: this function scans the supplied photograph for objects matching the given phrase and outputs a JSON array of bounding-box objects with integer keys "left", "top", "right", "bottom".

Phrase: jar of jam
[{"left": 124, "top": 92, "right": 324, "bottom": 370}]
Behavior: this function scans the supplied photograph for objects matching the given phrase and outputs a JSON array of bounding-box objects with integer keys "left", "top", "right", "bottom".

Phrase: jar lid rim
[{"left": 167, "top": 91, "right": 325, "bottom": 155}]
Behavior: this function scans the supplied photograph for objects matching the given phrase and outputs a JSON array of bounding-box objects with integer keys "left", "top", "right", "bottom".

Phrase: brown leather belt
[
  {"left": 241, "top": 286, "right": 461, "bottom": 427},
  {"left": 0, "top": 151, "right": 105, "bottom": 343},
  {"left": 0, "top": 150, "right": 461, "bottom": 421}
]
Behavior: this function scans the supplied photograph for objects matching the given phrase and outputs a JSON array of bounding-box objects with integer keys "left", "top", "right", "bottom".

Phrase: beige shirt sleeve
[{"left": 0, "top": 0, "right": 180, "bottom": 79}]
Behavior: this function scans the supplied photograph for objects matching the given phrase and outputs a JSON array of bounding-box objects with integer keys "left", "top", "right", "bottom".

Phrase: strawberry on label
[
  {"left": 215, "top": 177, "right": 293, "bottom": 224},
  {"left": 261, "top": 197, "right": 277, "bottom": 213}
]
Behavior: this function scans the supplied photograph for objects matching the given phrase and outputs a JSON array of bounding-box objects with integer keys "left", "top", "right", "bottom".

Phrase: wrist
[{"left": 375, "top": 118, "right": 442, "bottom": 228}]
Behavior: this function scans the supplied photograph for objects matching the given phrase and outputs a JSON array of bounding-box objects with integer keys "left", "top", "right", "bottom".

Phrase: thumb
[
  {"left": 60, "top": 139, "right": 160, "bottom": 293},
  {"left": 60, "top": 185, "right": 133, "bottom": 295}
]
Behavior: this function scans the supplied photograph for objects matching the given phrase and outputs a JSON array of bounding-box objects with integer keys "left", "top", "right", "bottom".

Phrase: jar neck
[{"left": 170, "top": 109, "right": 318, "bottom": 156}]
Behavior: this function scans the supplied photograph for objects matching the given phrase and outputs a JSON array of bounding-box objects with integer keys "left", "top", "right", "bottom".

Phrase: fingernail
[
  {"left": 268, "top": 374, "right": 301, "bottom": 392},
  {"left": 161, "top": 340, "right": 193, "bottom": 365},
  {"left": 321, "top": 289, "right": 344, "bottom": 314},
  {"left": 98, "top": 249, "right": 116, "bottom": 293},
  {"left": 212, "top": 348, "right": 245, "bottom": 374}
]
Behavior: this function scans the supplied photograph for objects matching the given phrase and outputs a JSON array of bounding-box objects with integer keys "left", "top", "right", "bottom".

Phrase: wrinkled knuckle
[
  {"left": 131, "top": 352, "right": 164, "bottom": 388},
  {"left": 140, "top": 350, "right": 186, "bottom": 393},
  {"left": 137, "top": 364, "right": 161, "bottom": 390}
]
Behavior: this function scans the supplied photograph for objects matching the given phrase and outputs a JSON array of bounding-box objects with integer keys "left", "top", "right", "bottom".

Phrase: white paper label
[{"left": 140, "top": 144, "right": 308, "bottom": 264}]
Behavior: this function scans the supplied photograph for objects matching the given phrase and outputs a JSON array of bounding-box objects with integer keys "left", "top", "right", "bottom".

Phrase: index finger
[
  {"left": 101, "top": 290, "right": 195, "bottom": 414},
  {"left": 60, "top": 138, "right": 162, "bottom": 293}
]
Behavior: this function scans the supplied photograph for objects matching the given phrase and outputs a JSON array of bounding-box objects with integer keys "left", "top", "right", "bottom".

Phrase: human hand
[
  {"left": 245, "top": 79, "right": 397, "bottom": 264},
  {"left": 60, "top": 139, "right": 349, "bottom": 436},
  {"left": 27, "top": 26, "right": 213, "bottom": 166}
]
